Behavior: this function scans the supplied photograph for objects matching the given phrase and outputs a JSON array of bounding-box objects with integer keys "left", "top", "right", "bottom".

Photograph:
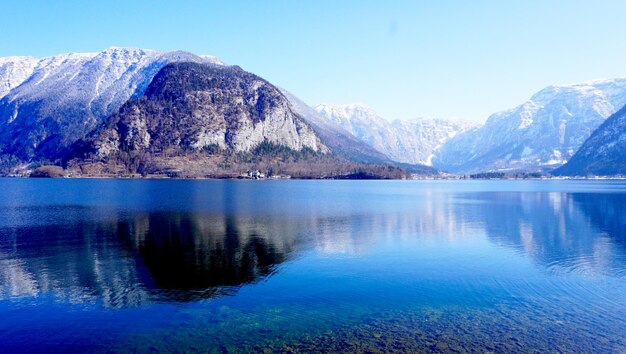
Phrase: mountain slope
[
  {"left": 0, "top": 48, "right": 417, "bottom": 178},
  {"left": 0, "top": 56, "right": 39, "bottom": 97},
  {"left": 280, "top": 91, "right": 392, "bottom": 164},
  {"left": 85, "top": 62, "right": 325, "bottom": 156},
  {"left": 0, "top": 47, "right": 223, "bottom": 160},
  {"left": 315, "top": 103, "right": 476, "bottom": 165},
  {"left": 554, "top": 104, "right": 626, "bottom": 176},
  {"left": 433, "top": 79, "right": 626, "bottom": 173},
  {"left": 67, "top": 62, "right": 411, "bottom": 178}
]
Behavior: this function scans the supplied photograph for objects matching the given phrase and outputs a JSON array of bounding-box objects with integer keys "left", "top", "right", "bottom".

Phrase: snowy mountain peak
[
  {"left": 0, "top": 56, "right": 39, "bottom": 98},
  {"left": 0, "top": 47, "right": 226, "bottom": 101},
  {"left": 199, "top": 54, "right": 226, "bottom": 65},
  {"left": 316, "top": 103, "right": 380, "bottom": 116},
  {"left": 529, "top": 78, "right": 626, "bottom": 105},
  {"left": 35, "top": 52, "right": 99, "bottom": 67},
  {"left": 0, "top": 48, "right": 226, "bottom": 159},
  {"left": 434, "top": 77, "right": 626, "bottom": 173},
  {"left": 0, "top": 56, "right": 38, "bottom": 65},
  {"left": 315, "top": 103, "right": 388, "bottom": 129},
  {"left": 315, "top": 103, "right": 476, "bottom": 166},
  {"left": 102, "top": 46, "right": 152, "bottom": 53},
  {"left": 314, "top": 104, "right": 390, "bottom": 155}
]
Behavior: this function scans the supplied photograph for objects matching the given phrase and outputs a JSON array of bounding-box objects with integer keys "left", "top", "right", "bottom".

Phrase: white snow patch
[{"left": 521, "top": 146, "right": 533, "bottom": 157}]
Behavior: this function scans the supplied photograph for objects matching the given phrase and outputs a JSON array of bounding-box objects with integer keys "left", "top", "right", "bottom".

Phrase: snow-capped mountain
[
  {"left": 433, "top": 78, "right": 626, "bottom": 173},
  {"left": 315, "top": 103, "right": 477, "bottom": 165},
  {"left": 88, "top": 62, "right": 325, "bottom": 158},
  {"left": 0, "top": 56, "right": 39, "bottom": 98},
  {"left": 0, "top": 47, "right": 224, "bottom": 159},
  {"left": 0, "top": 48, "right": 426, "bottom": 178},
  {"left": 554, "top": 103, "right": 626, "bottom": 176},
  {"left": 279, "top": 90, "right": 393, "bottom": 165}
]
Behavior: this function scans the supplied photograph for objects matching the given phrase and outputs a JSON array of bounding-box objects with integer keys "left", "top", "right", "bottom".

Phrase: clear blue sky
[{"left": 3, "top": 0, "right": 626, "bottom": 122}]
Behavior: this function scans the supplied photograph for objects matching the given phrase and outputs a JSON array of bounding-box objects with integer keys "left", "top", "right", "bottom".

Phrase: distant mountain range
[
  {"left": 278, "top": 90, "right": 393, "bottom": 166},
  {"left": 0, "top": 48, "right": 417, "bottom": 178},
  {"left": 1, "top": 47, "right": 626, "bottom": 177},
  {"left": 310, "top": 80, "right": 626, "bottom": 176},
  {"left": 432, "top": 79, "right": 626, "bottom": 173},
  {"left": 315, "top": 104, "right": 477, "bottom": 166}
]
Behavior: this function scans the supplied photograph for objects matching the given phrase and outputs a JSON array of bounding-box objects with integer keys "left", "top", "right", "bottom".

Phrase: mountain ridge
[
  {"left": 59, "top": 62, "right": 412, "bottom": 179},
  {"left": 3, "top": 48, "right": 626, "bottom": 178},
  {"left": 315, "top": 103, "right": 477, "bottom": 166},
  {"left": 0, "top": 47, "right": 224, "bottom": 161},
  {"left": 433, "top": 78, "right": 626, "bottom": 173}
]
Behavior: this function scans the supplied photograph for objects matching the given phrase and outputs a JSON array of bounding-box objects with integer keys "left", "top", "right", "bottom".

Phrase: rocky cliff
[{"left": 88, "top": 62, "right": 326, "bottom": 157}]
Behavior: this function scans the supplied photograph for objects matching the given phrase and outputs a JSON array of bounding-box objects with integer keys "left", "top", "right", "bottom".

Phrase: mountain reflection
[
  {"left": 0, "top": 185, "right": 625, "bottom": 307},
  {"left": 460, "top": 191, "right": 626, "bottom": 277},
  {"left": 572, "top": 193, "right": 626, "bottom": 245},
  {"left": 116, "top": 213, "right": 290, "bottom": 300},
  {"left": 0, "top": 209, "right": 299, "bottom": 306}
]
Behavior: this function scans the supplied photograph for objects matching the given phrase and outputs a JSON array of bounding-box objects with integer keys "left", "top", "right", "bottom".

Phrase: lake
[{"left": 0, "top": 179, "right": 624, "bottom": 352}]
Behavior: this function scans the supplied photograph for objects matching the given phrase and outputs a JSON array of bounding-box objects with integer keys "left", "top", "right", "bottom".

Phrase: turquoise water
[{"left": 0, "top": 179, "right": 624, "bottom": 352}]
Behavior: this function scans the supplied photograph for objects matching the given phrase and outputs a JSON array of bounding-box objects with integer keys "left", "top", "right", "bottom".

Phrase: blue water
[{"left": 0, "top": 179, "right": 624, "bottom": 352}]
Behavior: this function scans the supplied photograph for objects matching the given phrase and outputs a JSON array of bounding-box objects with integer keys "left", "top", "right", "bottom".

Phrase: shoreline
[{"left": 5, "top": 175, "right": 626, "bottom": 181}]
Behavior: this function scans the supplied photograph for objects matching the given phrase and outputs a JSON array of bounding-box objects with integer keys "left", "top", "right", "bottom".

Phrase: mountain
[
  {"left": 67, "top": 62, "right": 409, "bottom": 179},
  {"left": 315, "top": 103, "right": 476, "bottom": 165},
  {"left": 85, "top": 62, "right": 325, "bottom": 153},
  {"left": 0, "top": 47, "right": 224, "bottom": 160},
  {"left": 0, "top": 48, "right": 419, "bottom": 178},
  {"left": 554, "top": 104, "right": 626, "bottom": 176},
  {"left": 279, "top": 91, "right": 392, "bottom": 164},
  {"left": 0, "top": 56, "right": 39, "bottom": 97},
  {"left": 433, "top": 79, "right": 626, "bottom": 173}
]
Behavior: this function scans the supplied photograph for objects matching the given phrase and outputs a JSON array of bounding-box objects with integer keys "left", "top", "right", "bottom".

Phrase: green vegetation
[
  {"left": 469, "top": 172, "right": 506, "bottom": 179},
  {"left": 251, "top": 140, "right": 317, "bottom": 160},
  {"left": 466, "top": 172, "right": 545, "bottom": 179}
]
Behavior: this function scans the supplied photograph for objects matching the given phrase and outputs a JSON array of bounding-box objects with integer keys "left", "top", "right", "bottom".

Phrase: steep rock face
[
  {"left": 315, "top": 104, "right": 476, "bottom": 165},
  {"left": 433, "top": 79, "right": 626, "bottom": 173},
  {"left": 554, "top": 104, "right": 626, "bottom": 176},
  {"left": 88, "top": 62, "right": 326, "bottom": 158},
  {"left": 0, "top": 47, "right": 223, "bottom": 160}
]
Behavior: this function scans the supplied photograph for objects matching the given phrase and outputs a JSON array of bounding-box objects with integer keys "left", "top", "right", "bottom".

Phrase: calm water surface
[{"left": 0, "top": 179, "right": 624, "bottom": 352}]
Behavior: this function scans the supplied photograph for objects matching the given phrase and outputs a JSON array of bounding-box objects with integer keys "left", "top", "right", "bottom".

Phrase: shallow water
[{"left": 0, "top": 179, "right": 624, "bottom": 352}]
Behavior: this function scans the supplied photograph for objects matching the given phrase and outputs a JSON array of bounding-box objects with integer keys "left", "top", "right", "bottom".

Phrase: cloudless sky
[{"left": 2, "top": 0, "right": 626, "bottom": 122}]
